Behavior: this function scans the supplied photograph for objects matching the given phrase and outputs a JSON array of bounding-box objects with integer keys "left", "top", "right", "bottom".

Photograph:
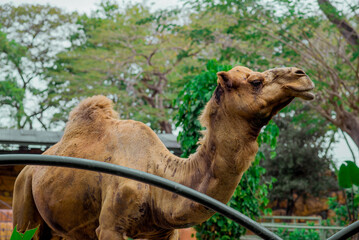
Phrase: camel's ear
[{"left": 217, "top": 71, "right": 233, "bottom": 89}]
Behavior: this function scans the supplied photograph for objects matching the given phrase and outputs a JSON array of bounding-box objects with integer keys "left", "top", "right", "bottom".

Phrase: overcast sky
[{"left": 2, "top": 0, "right": 358, "bottom": 165}]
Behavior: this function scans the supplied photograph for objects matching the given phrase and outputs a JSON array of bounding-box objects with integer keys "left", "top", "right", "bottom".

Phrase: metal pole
[
  {"left": 327, "top": 220, "right": 359, "bottom": 240},
  {"left": 0, "top": 154, "right": 281, "bottom": 240}
]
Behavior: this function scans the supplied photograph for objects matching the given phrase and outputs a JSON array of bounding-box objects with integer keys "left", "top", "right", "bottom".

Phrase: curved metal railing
[{"left": 0, "top": 154, "right": 358, "bottom": 240}]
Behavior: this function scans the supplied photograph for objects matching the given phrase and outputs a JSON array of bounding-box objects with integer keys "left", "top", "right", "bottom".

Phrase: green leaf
[
  {"left": 338, "top": 161, "right": 359, "bottom": 188},
  {"left": 23, "top": 227, "right": 38, "bottom": 240},
  {"left": 338, "top": 164, "right": 351, "bottom": 188},
  {"left": 10, "top": 226, "right": 22, "bottom": 240},
  {"left": 345, "top": 161, "right": 359, "bottom": 186},
  {"left": 354, "top": 194, "right": 359, "bottom": 206},
  {"left": 10, "top": 225, "right": 38, "bottom": 240}
]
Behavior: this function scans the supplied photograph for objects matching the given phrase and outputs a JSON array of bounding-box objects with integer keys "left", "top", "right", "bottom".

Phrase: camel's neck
[
  {"left": 154, "top": 103, "right": 260, "bottom": 226},
  {"left": 186, "top": 111, "right": 259, "bottom": 203}
]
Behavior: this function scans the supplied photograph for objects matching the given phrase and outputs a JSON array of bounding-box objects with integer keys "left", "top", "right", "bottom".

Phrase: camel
[{"left": 12, "top": 66, "right": 314, "bottom": 240}]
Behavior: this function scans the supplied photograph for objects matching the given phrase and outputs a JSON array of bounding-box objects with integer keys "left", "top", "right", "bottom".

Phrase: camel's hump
[{"left": 68, "top": 95, "right": 119, "bottom": 122}]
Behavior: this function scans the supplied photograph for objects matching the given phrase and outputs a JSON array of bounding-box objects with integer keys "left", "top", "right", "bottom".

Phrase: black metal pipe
[
  {"left": 0, "top": 154, "right": 281, "bottom": 240},
  {"left": 327, "top": 220, "right": 359, "bottom": 240}
]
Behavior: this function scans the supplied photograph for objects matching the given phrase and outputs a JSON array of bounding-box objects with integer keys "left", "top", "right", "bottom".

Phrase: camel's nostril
[{"left": 295, "top": 70, "right": 306, "bottom": 75}]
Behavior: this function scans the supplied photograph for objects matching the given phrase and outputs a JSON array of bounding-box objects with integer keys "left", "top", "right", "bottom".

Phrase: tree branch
[{"left": 317, "top": 0, "right": 359, "bottom": 47}]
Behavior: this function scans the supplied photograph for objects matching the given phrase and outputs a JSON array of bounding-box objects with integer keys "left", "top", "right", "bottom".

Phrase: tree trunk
[
  {"left": 341, "top": 112, "right": 359, "bottom": 149},
  {"left": 160, "top": 120, "right": 172, "bottom": 134},
  {"left": 286, "top": 199, "right": 294, "bottom": 216},
  {"left": 286, "top": 190, "right": 296, "bottom": 216}
]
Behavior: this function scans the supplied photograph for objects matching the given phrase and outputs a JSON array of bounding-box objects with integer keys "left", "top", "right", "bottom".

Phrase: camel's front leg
[
  {"left": 96, "top": 205, "right": 126, "bottom": 240},
  {"left": 97, "top": 183, "right": 145, "bottom": 240},
  {"left": 96, "top": 207, "right": 126, "bottom": 240}
]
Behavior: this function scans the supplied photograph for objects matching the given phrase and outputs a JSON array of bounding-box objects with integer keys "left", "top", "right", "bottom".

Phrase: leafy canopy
[
  {"left": 184, "top": 0, "right": 359, "bottom": 148},
  {"left": 0, "top": 4, "right": 77, "bottom": 130},
  {"left": 49, "top": 1, "right": 204, "bottom": 132}
]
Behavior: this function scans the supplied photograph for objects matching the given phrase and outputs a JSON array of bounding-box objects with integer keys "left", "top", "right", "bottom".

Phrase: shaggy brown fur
[{"left": 12, "top": 66, "right": 314, "bottom": 240}]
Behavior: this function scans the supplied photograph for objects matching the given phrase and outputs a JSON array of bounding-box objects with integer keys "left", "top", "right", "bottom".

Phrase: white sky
[
  {"left": 1, "top": 0, "right": 358, "bottom": 166},
  {"left": 2, "top": 0, "right": 180, "bottom": 13}
]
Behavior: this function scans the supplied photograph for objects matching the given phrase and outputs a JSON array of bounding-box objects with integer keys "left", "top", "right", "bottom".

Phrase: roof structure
[
  {"left": 0, "top": 129, "right": 63, "bottom": 147},
  {"left": 0, "top": 129, "right": 182, "bottom": 155}
]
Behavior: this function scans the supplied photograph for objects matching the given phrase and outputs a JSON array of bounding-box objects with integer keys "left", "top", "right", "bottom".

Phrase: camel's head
[{"left": 215, "top": 66, "right": 314, "bottom": 128}]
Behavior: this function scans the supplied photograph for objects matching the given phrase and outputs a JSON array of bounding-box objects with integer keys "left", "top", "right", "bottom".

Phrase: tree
[
  {"left": 0, "top": 29, "right": 27, "bottom": 128},
  {"left": 0, "top": 3, "right": 77, "bottom": 130},
  {"left": 261, "top": 106, "right": 338, "bottom": 215},
  {"left": 49, "top": 1, "right": 206, "bottom": 133},
  {"left": 184, "top": 0, "right": 359, "bottom": 148},
  {"left": 174, "top": 60, "right": 277, "bottom": 238}
]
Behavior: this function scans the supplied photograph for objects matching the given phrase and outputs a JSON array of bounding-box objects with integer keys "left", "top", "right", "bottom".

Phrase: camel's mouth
[{"left": 286, "top": 86, "right": 315, "bottom": 100}]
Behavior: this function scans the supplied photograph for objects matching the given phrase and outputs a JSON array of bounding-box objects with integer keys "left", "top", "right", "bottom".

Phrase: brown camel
[{"left": 12, "top": 66, "right": 314, "bottom": 240}]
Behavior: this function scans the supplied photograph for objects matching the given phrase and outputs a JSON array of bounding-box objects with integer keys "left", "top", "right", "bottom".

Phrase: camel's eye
[{"left": 250, "top": 80, "right": 262, "bottom": 87}]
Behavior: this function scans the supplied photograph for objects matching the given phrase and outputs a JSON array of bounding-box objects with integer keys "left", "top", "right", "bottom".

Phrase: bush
[{"left": 276, "top": 226, "right": 320, "bottom": 240}]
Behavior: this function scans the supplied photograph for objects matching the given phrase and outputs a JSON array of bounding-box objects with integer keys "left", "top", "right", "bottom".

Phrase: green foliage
[
  {"left": 325, "top": 188, "right": 359, "bottom": 228},
  {"left": 10, "top": 226, "right": 38, "bottom": 240},
  {"left": 326, "top": 195, "right": 351, "bottom": 227},
  {"left": 174, "top": 60, "right": 232, "bottom": 156},
  {"left": 185, "top": 0, "right": 359, "bottom": 149},
  {"left": 327, "top": 161, "right": 359, "bottom": 225},
  {"left": 0, "top": 28, "right": 27, "bottom": 128},
  {"left": 0, "top": 28, "right": 26, "bottom": 67},
  {"left": 174, "top": 60, "right": 277, "bottom": 238},
  {"left": 338, "top": 161, "right": 359, "bottom": 189},
  {"left": 261, "top": 108, "right": 338, "bottom": 215},
  {"left": 0, "top": 3, "right": 77, "bottom": 129},
  {"left": 49, "top": 2, "right": 203, "bottom": 132},
  {"left": 0, "top": 76, "right": 25, "bottom": 125},
  {"left": 276, "top": 224, "right": 320, "bottom": 240}
]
